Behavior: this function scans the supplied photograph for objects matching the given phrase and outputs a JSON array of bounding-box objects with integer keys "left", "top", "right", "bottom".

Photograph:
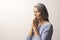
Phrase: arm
[
  {"left": 26, "top": 35, "right": 32, "bottom": 40},
  {"left": 41, "top": 24, "right": 53, "bottom": 40},
  {"left": 26, "top": 27, "right": 33, "bottom": 40}
]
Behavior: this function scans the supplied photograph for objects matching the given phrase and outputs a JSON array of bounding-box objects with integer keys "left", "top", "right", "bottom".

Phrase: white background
[{"left": 0, "top": 0, "right": 60, "bottom": 40}]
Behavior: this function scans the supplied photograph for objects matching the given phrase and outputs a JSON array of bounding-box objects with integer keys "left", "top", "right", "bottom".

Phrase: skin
[{"left": 28, "top": 7, "right": 47, "bottom": 37}]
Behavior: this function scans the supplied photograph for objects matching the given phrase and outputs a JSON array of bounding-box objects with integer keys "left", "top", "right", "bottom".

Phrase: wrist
[{"left": 33, "top": 28, "right": 39, "bottom": 36}]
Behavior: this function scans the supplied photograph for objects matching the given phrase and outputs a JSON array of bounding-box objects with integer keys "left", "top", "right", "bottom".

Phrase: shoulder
[
  {"left": 43, "top": 22, "right": 53, "bottom": 32},
  {"left": 45, "top": 22, "right": 53, "bottom": 28}
]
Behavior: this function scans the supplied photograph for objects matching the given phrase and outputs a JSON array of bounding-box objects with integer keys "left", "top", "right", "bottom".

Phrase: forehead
[{"left": 34, "top": 7, "right": 38, "bottom": 11}]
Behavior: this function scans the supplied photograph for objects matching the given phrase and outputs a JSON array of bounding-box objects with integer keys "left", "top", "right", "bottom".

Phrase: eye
[{"left": 34, "top": 10, "right": 39, "bottom": 13}]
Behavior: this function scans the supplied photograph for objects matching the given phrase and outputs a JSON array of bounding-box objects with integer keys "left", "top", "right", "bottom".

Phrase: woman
[{"left": 26, "top": 3, "right": 53, "bottom": 40}]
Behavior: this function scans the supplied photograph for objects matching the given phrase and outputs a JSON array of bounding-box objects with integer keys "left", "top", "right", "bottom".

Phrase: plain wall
[{"left": 0, "top": 0, "right": 60, "bottom": 40}]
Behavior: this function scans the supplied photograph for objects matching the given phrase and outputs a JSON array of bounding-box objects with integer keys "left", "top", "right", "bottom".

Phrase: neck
[{"left": 38, "top": 19, "right": 47, "bottom": 26}]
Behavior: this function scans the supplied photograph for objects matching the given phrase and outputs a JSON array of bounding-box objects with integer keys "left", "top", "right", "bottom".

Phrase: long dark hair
[{"left": 34, "top": 3, "right": 49, "bottom": 21}]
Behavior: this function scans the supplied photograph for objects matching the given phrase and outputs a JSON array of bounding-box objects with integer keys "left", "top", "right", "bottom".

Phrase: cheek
[
  {"left": 37, "top": 13, "right": 40, "bottom": 17},
  {"left": 37, "top": 13, "right": 43, "bottom": 19}
]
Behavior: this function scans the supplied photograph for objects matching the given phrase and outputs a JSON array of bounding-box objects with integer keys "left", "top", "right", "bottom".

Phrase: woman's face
[{"left": 34, "top": 7, "right": 42, "bottom": 20}]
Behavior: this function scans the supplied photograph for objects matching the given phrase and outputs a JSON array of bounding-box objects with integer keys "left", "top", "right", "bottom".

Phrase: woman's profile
[{"left": 26, "top": 3, "right": 53, "bottom": 40}]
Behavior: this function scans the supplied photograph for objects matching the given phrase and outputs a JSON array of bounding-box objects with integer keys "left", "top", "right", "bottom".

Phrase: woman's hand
[
  {"left": 32, "top": 17, "right": 39, "bottom": 36},
  {"left": 28, "top": 17, "right": 39, "bottom": 36}
]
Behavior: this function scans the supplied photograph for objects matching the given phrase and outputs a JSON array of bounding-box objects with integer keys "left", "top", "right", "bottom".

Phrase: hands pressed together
[{"left": 28, "top": 17, "right": 39, "bottom": 36}]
